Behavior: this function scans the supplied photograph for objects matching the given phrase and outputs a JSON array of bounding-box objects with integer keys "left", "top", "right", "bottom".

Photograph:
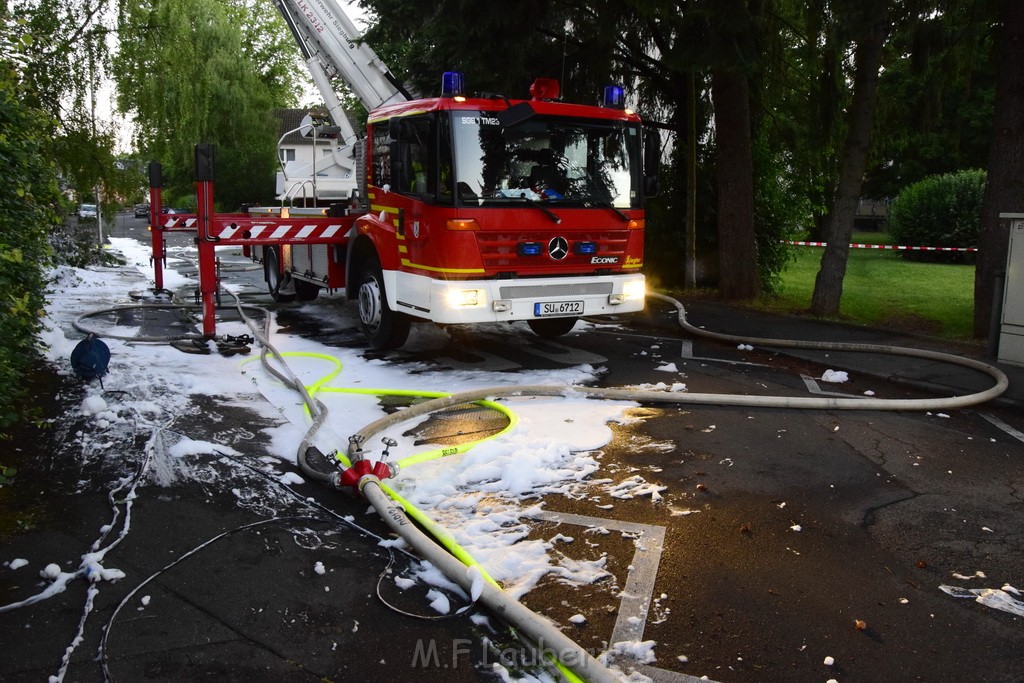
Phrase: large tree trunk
[
  {"left": 685, "top": 70, "right": 697, "bottom": 289},
  {"left": 712, "top": 69, "right": 759, "bottom": 300},
  {"left": 810, "top": 5, "right": 889, "bottom": 316},
  {"left": 974, "top": 1, "right": 1024, "bottom": 338}
]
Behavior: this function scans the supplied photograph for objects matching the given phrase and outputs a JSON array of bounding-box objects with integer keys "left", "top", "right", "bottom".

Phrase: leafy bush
[
  {"left": 752, "top": 134, "right": 805, "bottom": 293},
  {"left": 888, "top": 169, "right": 986, "bottom": 262},
  {"left": 0, "top": 68, "right": 60, "bottom": 438}
]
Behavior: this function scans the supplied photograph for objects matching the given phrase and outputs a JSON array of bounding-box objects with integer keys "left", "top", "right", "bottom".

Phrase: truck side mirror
[
  {"left": 643, "top": 127, "right": 660, "bottom": 198},
  {"left": 497, "top": 102, "right": 535, "bottom": 128}
]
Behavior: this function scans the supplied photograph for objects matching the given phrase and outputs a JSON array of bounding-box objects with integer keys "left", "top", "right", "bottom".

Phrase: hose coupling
[
  {"left": 337, "top": 459, "right": 394, "bottom": 494},
  {"left": 347, "top": 434, "right": 366, "bottom": 458}
]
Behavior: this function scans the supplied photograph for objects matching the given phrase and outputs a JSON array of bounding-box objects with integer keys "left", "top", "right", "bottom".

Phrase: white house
[{"left": 272, "top": 108, "right": 358, "bottom": 205}]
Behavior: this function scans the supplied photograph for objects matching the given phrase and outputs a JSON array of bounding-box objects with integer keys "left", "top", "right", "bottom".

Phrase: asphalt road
[{"left": 1, "top": 212, "right": 1022, "bottom": 682}]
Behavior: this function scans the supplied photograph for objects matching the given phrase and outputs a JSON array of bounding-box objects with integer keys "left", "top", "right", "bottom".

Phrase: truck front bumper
[{"left": 389, "top": 271, "right": 646, "bottom": 324}]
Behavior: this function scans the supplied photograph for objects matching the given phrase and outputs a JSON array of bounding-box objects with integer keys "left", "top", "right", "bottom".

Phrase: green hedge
[
  {"left": 0, "top": 68, "right": 60, "bottom": 437},
  {"left": 888, "top": 169, "right": 985, "bottom": 262}
]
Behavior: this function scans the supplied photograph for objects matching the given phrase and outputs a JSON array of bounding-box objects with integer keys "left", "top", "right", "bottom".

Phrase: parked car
[
  {"left": 77, "top": 204, "right": 98, "bottom": 220},
  {"left": 134, "top": 203, "right": 150, "bottom": 218}
]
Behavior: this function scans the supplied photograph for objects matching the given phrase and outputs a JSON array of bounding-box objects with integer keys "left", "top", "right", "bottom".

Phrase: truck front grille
[{"left": 498, "top": 282, "right": 614, "bottom": 299}]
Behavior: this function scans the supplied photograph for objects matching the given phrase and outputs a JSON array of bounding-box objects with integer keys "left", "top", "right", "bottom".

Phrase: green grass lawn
[
  {"left": 762, "top": 232, "right": 976, "bottom": 339},
  {"left": 847, "top": 230, "right": 894, "bottom": 245}
]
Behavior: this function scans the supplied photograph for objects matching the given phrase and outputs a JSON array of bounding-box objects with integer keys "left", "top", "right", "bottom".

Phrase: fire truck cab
[{"left": 342, "top": 78, "right": 653, "bottom": 347}]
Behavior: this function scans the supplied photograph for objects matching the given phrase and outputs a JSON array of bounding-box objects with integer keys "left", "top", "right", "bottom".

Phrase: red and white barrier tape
[{"left": 782, "top": 241, "right": 977, "bottom": 252}]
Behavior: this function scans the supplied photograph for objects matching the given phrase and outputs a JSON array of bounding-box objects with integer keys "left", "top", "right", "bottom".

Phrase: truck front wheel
[
  {"left": 527, "top": 317, "right": 578, "bottom": 338},
  {"left": 357, "top": 255, "right": 410, "bottom": 349}
]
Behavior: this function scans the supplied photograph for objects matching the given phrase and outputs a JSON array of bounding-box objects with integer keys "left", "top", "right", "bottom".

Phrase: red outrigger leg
[
  {"left": 147, "top": 146, "right": 221, "bottom": 338},
  {"left": 147, "top": 162, "right": 165, "bottom": 291},
  {"left": 194, "top": 144, "right": 218, "bottom": 338}
]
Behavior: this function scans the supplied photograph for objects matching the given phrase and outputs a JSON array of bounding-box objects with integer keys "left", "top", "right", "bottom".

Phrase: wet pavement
[{"left": 1, "top": 213, "right": 1022, "bottom": 682}]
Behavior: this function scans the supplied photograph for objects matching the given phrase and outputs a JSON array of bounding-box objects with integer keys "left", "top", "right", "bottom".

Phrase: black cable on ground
[
  {"left": 98, "top": 515, "right": 327, "bottom": 683},
  {"left": 210, "top": 448, "right": 479, "bottom": 621}
]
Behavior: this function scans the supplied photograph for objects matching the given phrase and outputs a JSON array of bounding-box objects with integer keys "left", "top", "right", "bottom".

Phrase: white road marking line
[
  {"left": 980, "top": 413, "right": 1024, "bottom": 444},
  {"left": 801, "top": 374, "right": 865, "bottom": 399},
  {"left": 530, "top": 509, "right": 715, "bottom": 682},
  {"left": 529, "top": 510, "right": 663, "bottom": 643}
]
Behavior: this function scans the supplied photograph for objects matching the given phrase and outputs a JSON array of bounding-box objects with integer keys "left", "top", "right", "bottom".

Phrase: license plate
[{"left": 534, "top": 300, "right": 584, "bottom": 317}]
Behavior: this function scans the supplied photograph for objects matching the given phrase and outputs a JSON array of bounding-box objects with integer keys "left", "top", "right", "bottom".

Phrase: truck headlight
[
  {"left": 447, "top": 289, "right": 484, "bottom": 307},
  {"left": 623, "top": 279, "right": 646, "bottom": 300},
  {"left": 609, "top": 280, "right": 645, "bottom": 304}
]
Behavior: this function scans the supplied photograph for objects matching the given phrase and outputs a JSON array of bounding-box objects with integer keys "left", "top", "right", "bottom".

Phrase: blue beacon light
[
  {"left": 442, "top": 71, "right": 465, "bottom": 98},
  {"left": 602, "top": 85, "right": 625, "bottom": 109}
]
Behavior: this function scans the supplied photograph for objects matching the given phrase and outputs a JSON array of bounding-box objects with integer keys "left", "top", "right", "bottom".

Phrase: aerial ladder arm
[
  {"left": 273, "top": 0, "right": 411, "bottom": 120},
  {"left": 275, "top": 0, "right": 359, "bottom": 149},
  {"left": 271, "top": 0, "right": 413, "bottom": 203}
]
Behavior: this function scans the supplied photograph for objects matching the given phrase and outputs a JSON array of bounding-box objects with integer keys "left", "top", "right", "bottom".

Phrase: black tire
[
  {"left": 527, "top": 316, "right": 578, "bottom": 338},
  {"left": 264, "top": 247, "right": 295, "bottom": 303},
  {"left": 357, "top": 254, "right": 410, "bottom": 349},
  {"left": 293, "top": 278, "right": 321, "bottom": 302}
]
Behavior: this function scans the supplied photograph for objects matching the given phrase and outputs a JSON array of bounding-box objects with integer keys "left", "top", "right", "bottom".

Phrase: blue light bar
[
  {"left": 602, "top": 85, "right": 625, "bottom": 109},
  {"left": 442, "top": 71, "right": 465, "bottom": 97},
  {"left": 574, "top": 241, "right": 597, "bottom": 255},
  {"left": 518, "top": 242, "right": 542, "bottom": 256}
]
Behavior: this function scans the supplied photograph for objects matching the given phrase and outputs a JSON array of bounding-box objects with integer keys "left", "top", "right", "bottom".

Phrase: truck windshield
[{"left": 449, "top": 111, "right": 641, "bottom": 210}]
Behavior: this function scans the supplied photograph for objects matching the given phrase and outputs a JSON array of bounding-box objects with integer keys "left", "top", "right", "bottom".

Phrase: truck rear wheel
[
  {"left": 264, "top": 247, "right": 295, "bottom": 303},
  {"left": 357, "top": 255, "right": 410, "bottom": 349},
  {"left": 527, "top": 316, "right": 578, "bottom": 338}
]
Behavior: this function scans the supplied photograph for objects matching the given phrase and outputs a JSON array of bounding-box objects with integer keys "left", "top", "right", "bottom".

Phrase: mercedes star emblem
[{"left": 548, "top": 236, "right": 569, "bottom": 260}]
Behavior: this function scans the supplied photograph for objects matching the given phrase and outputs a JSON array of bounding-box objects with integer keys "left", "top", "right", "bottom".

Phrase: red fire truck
[{"left": 148, "top": 0, "right": 658, "bottom": 349}]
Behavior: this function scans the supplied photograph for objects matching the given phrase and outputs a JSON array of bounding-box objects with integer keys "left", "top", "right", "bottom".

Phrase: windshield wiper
[
  {"left": 479, "top": 195, "right": 561, "bottom": 223},
  {"left": 530, "top": 202, "right": 561, "bottom": 224},
  {"left": 591, "top": 200, "right": 629, "bottom": 222}
]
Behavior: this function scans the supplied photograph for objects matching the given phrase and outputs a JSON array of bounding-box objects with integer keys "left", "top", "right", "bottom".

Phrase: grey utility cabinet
[{"left": 999, "top": 213, "right": 1024, "bottom": 367}]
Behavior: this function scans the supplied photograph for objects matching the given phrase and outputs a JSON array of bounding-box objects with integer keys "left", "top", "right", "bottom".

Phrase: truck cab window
[
  {"left": 450, "top": 112, "right": 641, "bottom": 209},
  {"left": 371, "top": 121, "right": 391, "bottom": 187},
  {"left": 389, "top": 115, "right": 438, "bottom": 199}
]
